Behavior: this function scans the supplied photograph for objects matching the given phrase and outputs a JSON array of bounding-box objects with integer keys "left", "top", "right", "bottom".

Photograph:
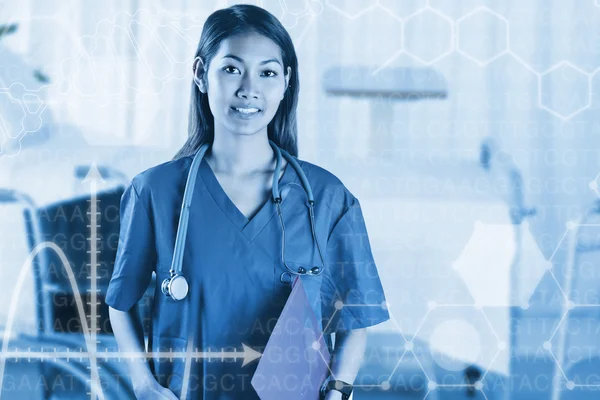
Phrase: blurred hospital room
[{"left": 2, "top": 0, "right": 600, "bottom": 398}]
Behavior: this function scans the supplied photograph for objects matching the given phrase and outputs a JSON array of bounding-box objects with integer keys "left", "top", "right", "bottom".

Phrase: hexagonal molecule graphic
[
  {"left": 0, "top": 83, "right": 47, "bottom": 159},
  {"left": 429, "top": 319, "right": 482, "bottom": 372},
  {"left": 428, "top": 0, "right": 488, "bottom": 19},
  {"left": 540, "top": 61, "right": 591, "bottom": 120},
  {"left": 56, "top": 9, "right": 205, "bottom": 106},
  {"left": 0, "top": 37, "right": 53, "bottom": 159},
  {"left": 283, "top": 0, "right": 323, "bottom": 16},
  {"left": 263, "top": 0, "right": 324, "bottom": 26},
  {"left": 378, "top": 0, "right": 428, "bottom": 19},
  {"left": 404, "top": 9, "right": 454, "bottom": 64},
  {"left": 452, "top": 221, "right": 550, "bottom": 307},
  {"left": 325, "top": 0, "right": 375, "bottom": 20},
  {"left": 413, "top": 305, "right": 508, "bottom": 382},
  {"left": 590, "top": 176, "right": 600, "bottom": 199},
  {"left": 457, "top": 7, "right": 508, "bottom": 66}
]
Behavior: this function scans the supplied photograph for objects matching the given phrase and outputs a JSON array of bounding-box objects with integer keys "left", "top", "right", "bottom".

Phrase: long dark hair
[{"left": 173, "top": 4, "right": 300, "bottom": 160}]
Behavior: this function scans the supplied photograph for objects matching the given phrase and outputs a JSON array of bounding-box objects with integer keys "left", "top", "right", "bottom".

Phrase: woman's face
[{"left": 194, "top": 32, "right": 291, "bottom": 137}]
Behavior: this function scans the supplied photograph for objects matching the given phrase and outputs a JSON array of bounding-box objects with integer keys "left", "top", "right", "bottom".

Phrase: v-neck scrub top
[{"left": 105, "top": 154, "right": 390, "bottom": 399}]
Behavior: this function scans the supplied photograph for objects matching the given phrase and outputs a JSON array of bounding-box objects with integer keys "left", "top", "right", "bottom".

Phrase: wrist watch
[{"left": 320, "top": 378, "right": 353, "bottom": 399}]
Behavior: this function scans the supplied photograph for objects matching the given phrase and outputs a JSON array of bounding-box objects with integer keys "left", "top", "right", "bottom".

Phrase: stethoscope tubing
[{"left": 163, "top": 140, "right": 325, "bottom": 300}]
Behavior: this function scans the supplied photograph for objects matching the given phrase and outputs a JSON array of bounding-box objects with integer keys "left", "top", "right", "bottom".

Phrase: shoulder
[
  {"left": 295, "top": 159, "right": 343, "bottom": 186},
  {"left": 295, "top": 158, "right": 358, "bottom": 220},
  {"left": 129, "top": 155, "right": 194, "bottom": 202}
]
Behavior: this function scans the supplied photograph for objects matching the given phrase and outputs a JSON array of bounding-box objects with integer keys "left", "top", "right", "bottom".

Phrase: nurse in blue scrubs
[{"left": 106, "top": 4, "right": 389, "bottom": 400}]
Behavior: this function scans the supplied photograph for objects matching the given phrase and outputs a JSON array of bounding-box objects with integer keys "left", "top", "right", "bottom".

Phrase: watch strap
[{"left": 323, "top": 379, "right": 353, "bottom": 399}]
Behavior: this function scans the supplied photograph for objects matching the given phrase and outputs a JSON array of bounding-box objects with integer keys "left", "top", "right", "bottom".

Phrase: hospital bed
[
  {"left": 317, "top": 140, "right": 537, "bottom": 399},
  {"left": 321, "top": 66, "right": 539, "bottom": 398}
]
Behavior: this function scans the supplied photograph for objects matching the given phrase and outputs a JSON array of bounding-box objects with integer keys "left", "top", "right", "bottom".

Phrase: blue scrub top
[{"left": 105, "top": 154, "right": 389, "bottom": 399}]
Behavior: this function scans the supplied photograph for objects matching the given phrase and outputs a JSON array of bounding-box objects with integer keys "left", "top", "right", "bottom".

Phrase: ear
[
  {"left": 193, "top": 56, "right": 207, "bottom": 93},
  {"left": 282, "top": 66, "right": 292, "bottom": 99}
]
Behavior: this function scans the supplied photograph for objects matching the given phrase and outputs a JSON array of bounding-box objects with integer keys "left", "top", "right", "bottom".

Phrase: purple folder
[{"left": 251, "top": 276, "right": 331, "bottom": 399}]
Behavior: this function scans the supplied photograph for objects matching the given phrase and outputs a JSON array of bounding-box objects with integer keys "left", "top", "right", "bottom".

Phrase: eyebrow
[{"left": 222, "top": 54, "right": 282, "bottom": 67}]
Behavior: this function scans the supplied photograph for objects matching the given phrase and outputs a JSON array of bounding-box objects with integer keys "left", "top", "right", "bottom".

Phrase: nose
[{"left": 237, "top": 73, "right": 260, "bottom": 99}]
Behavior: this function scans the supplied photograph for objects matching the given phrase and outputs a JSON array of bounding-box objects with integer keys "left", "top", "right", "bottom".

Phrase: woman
[{"left": 106, "top": 4, "right": 389, "bottom": 399}]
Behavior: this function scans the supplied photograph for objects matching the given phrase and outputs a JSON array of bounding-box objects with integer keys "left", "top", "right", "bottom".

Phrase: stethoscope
[{"left": 161, "top": 140, "right": 326, "bottom": 301}]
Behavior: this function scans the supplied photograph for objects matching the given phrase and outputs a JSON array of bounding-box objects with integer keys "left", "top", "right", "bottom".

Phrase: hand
[{"left": 134, "top": 378, "right": 179, "bottom": 400}]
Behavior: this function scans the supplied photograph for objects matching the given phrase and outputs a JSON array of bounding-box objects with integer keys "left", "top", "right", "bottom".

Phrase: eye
[
  {"left": 262, "top": 70, "right": 277, "bottom": 77},
  {"left": 223, "top": 66, "right": 240, "bottom": 74}
]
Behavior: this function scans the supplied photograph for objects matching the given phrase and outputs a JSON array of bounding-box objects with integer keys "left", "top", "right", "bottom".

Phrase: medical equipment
[
  {"left": 160, "top": 139, "right": 326, "bottom": 301},
  {"left": 322, "top": 64, "right": 538, "bottom": 397},
  {"left": 551, "top": 199, "right": 600, "bottom": 400},
  {"left": 322, "top": 66, "right": 447, "bottom": 156},
  {"left": 320, "top": 66, "right": 445, "bottom": 398},
  {"left": 318, "top": 140, "right": 536, "bottom": 398}
]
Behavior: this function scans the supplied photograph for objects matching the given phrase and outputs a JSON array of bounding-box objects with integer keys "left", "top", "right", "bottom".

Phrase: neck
[{"left": 207, "top": 130, "right": 275, "bottom": 176}]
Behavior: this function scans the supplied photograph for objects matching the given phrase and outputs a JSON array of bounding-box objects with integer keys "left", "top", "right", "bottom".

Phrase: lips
[
  {"left": 230, "top": 106, "right": 262, "bottom": 119},
  {"left": 231, "top": 106, "right": 262, "bottom": 112}
]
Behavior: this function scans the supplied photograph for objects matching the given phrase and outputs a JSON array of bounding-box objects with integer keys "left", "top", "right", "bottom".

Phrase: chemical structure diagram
[
  {"left": 0, "top": 0, "right": 321, "bottom": 159},
  {"left": 326, "top": 0, "right": 599, "bottom": 122},
  {"left": 3, "top": 1, "right": 600, "bottom": 398}
]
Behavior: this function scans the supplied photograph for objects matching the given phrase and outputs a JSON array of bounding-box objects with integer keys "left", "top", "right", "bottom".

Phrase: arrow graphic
[
  {"left": 82, "top": 164, "right": 104, "bottom": 400},
  {"left": 0, "top": 166, "right": 263, "bottom": 400},
  {"left": 0, "top": 344, "right": 262, "bottom": 367}
]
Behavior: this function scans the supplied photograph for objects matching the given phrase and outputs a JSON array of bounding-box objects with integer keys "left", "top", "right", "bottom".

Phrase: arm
[
  {"left": 109, "top": 306, "right": 177, "bottom": 400},
  {"left": 325, "top": 328, "right": 368, "bottom": 400},
  {"left": 322, "top": 196, "right": 389, "bottom": 399}
]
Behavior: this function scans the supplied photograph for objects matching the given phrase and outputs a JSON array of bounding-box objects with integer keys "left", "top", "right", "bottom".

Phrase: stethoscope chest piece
[{"left": 161, "top": 274, "right": 189, "bottom": 301}]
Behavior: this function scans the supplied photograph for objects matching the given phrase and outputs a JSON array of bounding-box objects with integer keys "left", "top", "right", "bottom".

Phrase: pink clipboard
[{"left": 251, "top": 276, "right": 331, "bottom": 399}]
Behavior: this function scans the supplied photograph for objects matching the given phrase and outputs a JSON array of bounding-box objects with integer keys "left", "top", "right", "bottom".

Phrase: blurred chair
[
  {"left": 0, "top": 164, "right": 154, "bottom": 399},
  {"left": 22, "top": 185, "right": 124, "bottom": 336}
]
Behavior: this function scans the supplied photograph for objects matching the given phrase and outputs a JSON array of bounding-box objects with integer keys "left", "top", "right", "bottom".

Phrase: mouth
[{"left": 230, "top": 106, "right": 262, "bottom": 115}]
